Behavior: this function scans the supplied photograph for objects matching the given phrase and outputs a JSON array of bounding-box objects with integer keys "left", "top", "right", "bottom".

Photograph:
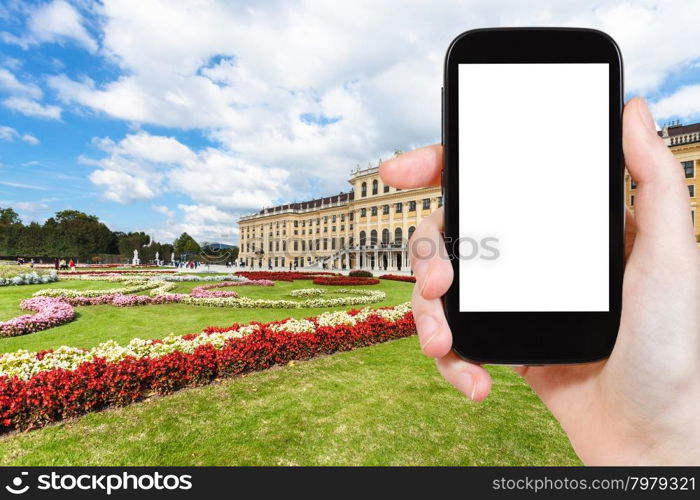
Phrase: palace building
[
  {"left": 625, "top": 121, "right": 700, "bottom": 245},
  {"left": 237, "top": 160, "right": 442, "bottom": 271}
]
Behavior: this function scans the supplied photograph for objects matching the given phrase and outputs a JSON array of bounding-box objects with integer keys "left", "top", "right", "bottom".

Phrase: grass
[
  {"left": 0, "top": 337, "right": 579, "bottom": 466},
  {"left": 0, "top": 274, "right": 580, "bottom": 465}
]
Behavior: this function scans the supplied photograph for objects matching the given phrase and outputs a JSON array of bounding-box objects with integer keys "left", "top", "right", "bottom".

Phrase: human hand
[{"left": 379, "top": 97, "right": 700, "bottom": 465}]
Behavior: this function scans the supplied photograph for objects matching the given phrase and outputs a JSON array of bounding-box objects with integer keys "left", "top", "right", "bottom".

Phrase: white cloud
[
  {"left": 0, "top": 68, "right": 43, "bottom": 99},
  {"left": 84, "top": 131, "right": 290, "bottom": 214},
  {"left": 21, "top": 133, "right": 39, "bottom": 145},
  {"left": 11, "top": 0, "right": 98, "bottom": 53},
  {"left": 0, "top": 125, "right": 17, "bottom": 141},
  {"left": 3, "top": 96, "right": 62, "bottom": 119},
  {"left": 14, "top": 201, "right": 48, "bottom": 212},
  {"left": 650, "top": 85, "right": 700, "bottom": 122},
  {"left": 0, "top": 124, "right": 40, "bottom": 144},
  {"left": 89, "top": 168, "right": 161, "bottom": 203},
  {"left": 151, "top": 204, "right": 174, "bottom": 219}
]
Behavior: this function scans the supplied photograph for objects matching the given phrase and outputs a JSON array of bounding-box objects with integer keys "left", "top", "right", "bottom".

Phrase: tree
[
  {"left": 117, "top": 232, "right": 150, "bottom": 258},
  {"left": 174, "top": 232, "right": 201, "bottom": 258},
  {"left": 0, "top": 207, "right": 21, "bottom": 225}
]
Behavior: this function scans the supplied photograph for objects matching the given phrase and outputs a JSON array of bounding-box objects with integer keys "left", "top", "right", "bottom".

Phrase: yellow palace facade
[{"left": 237, "top": 162, "right": 442, "bottom": 271}]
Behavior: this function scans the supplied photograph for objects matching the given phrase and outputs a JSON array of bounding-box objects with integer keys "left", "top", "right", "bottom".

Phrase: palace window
[
  {"left": 372, "top": 179, "right": 378, "bottom": 195},
  {"left": 316, "top": 227, "right": 320, "bottom": 234},
  {"left": 332, "top": 215, "right": 336, "bottom": 223},
  {"left": 324, "top": 226, "right": 328, "bottom": 232},
  {"left": 383, "top": 204, "right": 389, "bottom": 215},
  {"left": 340, "top": 214, "right": 345, "bottom": 222},
  {"left": 332, "top": 226, "right": 336, "bottom": 232},
  {"left": 359, "top": 231, "right": 367, "bottom": 246},
  {"left": 383, "top": 184, "right": 389, "bottom": 193},
  {"left": 631, "top": 195, "right": 635, "bottom": 206},
  {"left": 689, "top": 185, "right": 695, "bottom": 198},
  {"left": 371, "top": 206, "right": 378, "bottom": 216},
  {"left": 276, "top": 241, "right": 279, "bottom": 251},
  {"left": 361, "top": 182, "right": 367, "bottom": 197},
  {"left": 324, "top": 216, "right": 328, "bottom": 223},
  {"left": 395, "top": 202, "right": 403, "bottom": 213},
  {"left": 340, "top": 225, "right": 344, "bottom": 231},
  {"left": 382, "top": 228, "right": 390, "bottom": 244},
  {"left": 370, "top": 230, "right": 378, "bottom": 245},
  {"left": 340, "top": 237, "right": 345, "bottom": 248},
  {"left": 332, "top": 238, "right": 336, "bottom": 250},
  {"left": 294, "top": 220, "right": 298, "bottom": 227},
  {"left": 360, "top": 208, "right": 367, "bottom": 217},
  {"left": 394, "top": 227, "right": 403, "bottom": 244},
  {"left": 269, "top": 242, "right": 273, "bottom": 251},
  {"left": 408, "top": 226, "right": 416, "bottom": 241},
  {"left": 438, "top": 196, "right": 443, "bottom": 207},
  {"left": 323, "top": 239, "right": 328, "bottom": 250},
  {"left": 348, "top": 213, "right": 353, "bottom": 221},
  {"left": 408, "top": 200, "right": 416, "bottom": 211},
  {"left": 294, "top": 241, "right": 298, "bottom": 251},
  {"left": 683, "top": 161, "right": 695, "bottom": 178},
  {"left": 422, "top": 198, "right": 430, "bottom": 210}
]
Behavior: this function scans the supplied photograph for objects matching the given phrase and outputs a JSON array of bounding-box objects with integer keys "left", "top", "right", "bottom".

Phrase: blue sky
[{"left": 1, "top": 0, "right": 699, "bottom": 245}]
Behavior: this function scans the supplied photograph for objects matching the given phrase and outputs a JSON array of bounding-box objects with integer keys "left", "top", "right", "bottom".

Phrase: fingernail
[
  {"left": 416, "top": 315, "right": 438, "bottom": 348},
  {"left": 637, "top": 98, "right": 657, "bottom": 133}
]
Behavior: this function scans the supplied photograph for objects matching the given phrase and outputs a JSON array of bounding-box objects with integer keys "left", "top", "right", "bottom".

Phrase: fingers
[
  {"left": 409, "top": 208, "right": 452, "bottom": 300},
  {"left": 623, "top": 98, "right": 696, "bottom": 253},
  {"left": 436, "top": 351, "right": 493, "bottom": 401},
  {"left": 379, "top": 144, "right": 443, "bottom": 189},
  {"left": 412, "top": 284, "right": 452, "bottom": 358}
]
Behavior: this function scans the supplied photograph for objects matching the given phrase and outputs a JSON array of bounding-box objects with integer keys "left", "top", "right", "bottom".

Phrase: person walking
[{"left": 68, "top": 258, "right": 75, "bottom": 272}]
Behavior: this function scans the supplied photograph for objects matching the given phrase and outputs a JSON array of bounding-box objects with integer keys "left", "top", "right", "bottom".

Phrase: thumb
[{"left": 623, "top": 97, "right": 696, "bottom": 254}]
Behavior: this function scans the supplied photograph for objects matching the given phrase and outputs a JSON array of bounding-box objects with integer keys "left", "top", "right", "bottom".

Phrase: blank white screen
[{"left": 458, "top": 63, "right": 609, "bottom": 312}]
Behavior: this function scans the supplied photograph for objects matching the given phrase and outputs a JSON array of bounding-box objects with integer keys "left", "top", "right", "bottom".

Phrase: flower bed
[
  {"left": 289, "top": 288, "right": 325, "bottom": 297},
  {"left": 0, "top": 303, "right": 415, "bottom": 431},
  {"left": 57, "top": 270, "right": 175, "bottom": 276},
  {"left": 63, "top": 293, "right": 186, "bottom": 307},
  {"left": 379, "top": 274, "right": 416, "bottom": 283},
  {"left": 33, "top": 280, "right": 161, "bottom": 298},
  {"left": 235, "top": 271, "right": 339, "bottom": 281},
  {"left": 0, "top": 297, "right": 75, "bottom": 337},
  {"left": 312, "top": 277, "right": 380, "bottom": 286},
  {"left": 0, "top": 271, "right": 58, "bottom": 287}
]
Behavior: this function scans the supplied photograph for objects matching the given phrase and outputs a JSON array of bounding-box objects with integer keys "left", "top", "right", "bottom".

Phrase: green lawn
[{"left": 0, "top": 275, "right": 579, "bottom": 465}]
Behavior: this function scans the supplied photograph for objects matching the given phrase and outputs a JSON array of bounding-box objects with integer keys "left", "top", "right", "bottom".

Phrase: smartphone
[{"left": 442, "top": 28, "right": 624, "bottom": 364}]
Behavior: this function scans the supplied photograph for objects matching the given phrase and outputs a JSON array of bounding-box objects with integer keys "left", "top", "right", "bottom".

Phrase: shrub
[{"left": 349, "top": 269, "right": 373, "bottom": 277}]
